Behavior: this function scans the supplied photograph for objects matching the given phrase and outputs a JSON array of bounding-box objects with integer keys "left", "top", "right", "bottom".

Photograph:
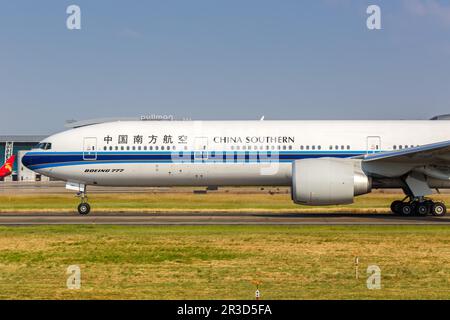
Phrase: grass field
[
  {"left": 1, "top": 192, "right": 450, "bottom": 213},
  {"left": 1, "top": 225, "right": 450, "bottom": 299}
]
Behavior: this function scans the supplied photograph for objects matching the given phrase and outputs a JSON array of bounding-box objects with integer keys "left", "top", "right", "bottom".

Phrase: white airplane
[{"left": 22, "top": 117, "right": 450, "bottom": 216}]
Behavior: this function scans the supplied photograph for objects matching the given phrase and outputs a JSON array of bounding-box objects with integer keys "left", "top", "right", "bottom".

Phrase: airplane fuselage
[{"left": 22, "top": 120, "right": 450, "bottom": 188}]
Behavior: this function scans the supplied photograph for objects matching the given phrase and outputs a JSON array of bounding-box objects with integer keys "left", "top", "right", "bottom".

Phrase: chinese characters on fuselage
[{"left": 103, "top": 134, "right": 186, "bottom": 145}]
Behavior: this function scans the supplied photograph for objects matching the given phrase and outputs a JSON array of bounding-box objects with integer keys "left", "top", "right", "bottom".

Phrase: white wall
[{"left": 17, "top": 150, "right": 36, "bottom": 182}]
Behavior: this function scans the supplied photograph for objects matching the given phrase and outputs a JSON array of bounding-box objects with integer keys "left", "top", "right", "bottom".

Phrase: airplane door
[
  {"left": 366, "top": 136, "right": 381, "bottom": 154},
  {"left": 83, "top": 137, "right": 97, "bottom": 160},
  {"left": 194, "top": 137, "right": 208, "bottom": 161}
]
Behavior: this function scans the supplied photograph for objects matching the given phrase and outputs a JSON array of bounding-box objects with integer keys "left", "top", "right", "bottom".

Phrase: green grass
[
  {"left": 1, "top": 225, "right": 450, "bottom": 299},
  {"left": 2, "top": 192, "right": 447, "bottom": 213}
]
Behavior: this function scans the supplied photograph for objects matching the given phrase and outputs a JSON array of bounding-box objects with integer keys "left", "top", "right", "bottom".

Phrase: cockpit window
[{"left": 35, "top": 142, "right": 52, "bottom": 150}]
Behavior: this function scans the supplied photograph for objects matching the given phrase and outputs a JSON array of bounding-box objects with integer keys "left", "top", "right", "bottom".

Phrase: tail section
[{"left": 0, "top": 155, "right": 16, "bottom": 178}]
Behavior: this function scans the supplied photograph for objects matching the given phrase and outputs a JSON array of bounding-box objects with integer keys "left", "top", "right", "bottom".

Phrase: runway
[{"left": 1, "top": 212, "right": 450, "bottom": 225}]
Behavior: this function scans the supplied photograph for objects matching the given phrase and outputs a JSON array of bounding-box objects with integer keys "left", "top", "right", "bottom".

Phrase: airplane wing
[
  {"left": 362, "top": 140, "right": 450, "bottom": 165},
  {"left": 356, "top": 141, "right": 450, "bottom": 180}
]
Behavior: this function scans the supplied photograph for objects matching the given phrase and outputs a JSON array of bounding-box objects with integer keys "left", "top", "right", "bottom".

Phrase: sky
[{"left": 1, "top": 0, "right": 450, "bottom": 134}]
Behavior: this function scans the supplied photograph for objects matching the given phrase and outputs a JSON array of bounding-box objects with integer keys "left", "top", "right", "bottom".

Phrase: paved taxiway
[{"left": 0, "top": 212, "right": 450, "bottom": 225}]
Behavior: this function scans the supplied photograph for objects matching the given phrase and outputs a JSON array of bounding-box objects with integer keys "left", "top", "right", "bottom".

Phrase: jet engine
[{"left": 292, "top": 158, "right": 372, "bottom": 206}]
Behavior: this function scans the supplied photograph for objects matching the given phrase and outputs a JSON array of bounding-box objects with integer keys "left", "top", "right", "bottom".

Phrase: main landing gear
[
  {"left": 391, "top": 197, "right": 447, "bottom": 217},
  {"left": 390, "top": 172, "right": 448, "bottom": 217},
  {"left": 76, "top": 191, "right": 91, "bottom": 215}
]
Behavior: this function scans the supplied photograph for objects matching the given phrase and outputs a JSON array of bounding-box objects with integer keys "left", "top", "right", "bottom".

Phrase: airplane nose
[{"left": 21, "top": 153, "right": 34, "bottom": 169}]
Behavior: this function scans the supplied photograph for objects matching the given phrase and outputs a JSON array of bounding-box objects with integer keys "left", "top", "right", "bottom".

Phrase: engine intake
[{"left": 292, "top": 158, "right": 372, "bottom": 206}]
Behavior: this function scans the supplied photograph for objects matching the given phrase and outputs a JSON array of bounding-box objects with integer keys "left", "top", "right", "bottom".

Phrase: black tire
[
  {"left": 390, "top": 200, "right": 403, "bottom": 214},
  {"left": 416, "top": 203, "right": 429, "bottom": 216},
  {"left": 432, "top": 202, "right": 447, "bottom": 217},
  {"left": 78, "top": 203, "right": 91, "bottom": 215},
  {"left": 400, "top": 203, "right": 413, "bottom": 216}
]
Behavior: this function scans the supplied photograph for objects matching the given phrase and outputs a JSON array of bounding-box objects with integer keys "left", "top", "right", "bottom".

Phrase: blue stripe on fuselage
[{"left": 23, "top": 151, "right": 366, "bottom": 170}]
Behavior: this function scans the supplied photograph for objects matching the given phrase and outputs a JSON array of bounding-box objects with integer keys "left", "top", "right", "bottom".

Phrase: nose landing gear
[
  {"left": 391, "top": 197, "right": 446, "bottom": 217},
  {"left": 76, "top": 192, "right": 91, "bottom": 215},
  {"left": 78, "top": 202, "right": 91, "bottom": 215}
]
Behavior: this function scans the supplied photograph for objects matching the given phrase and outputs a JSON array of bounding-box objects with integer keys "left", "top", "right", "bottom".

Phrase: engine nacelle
[{"left": 292, "top": 158, "right": 372, "bottom": 206}]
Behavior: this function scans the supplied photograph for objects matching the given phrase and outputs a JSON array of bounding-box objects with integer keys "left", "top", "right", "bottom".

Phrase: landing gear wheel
[
  {"left": 390, "top": 200, "right": 403, "bottom": 214},
  {"left": 432, "top": 202, "right": 446, "bottom": 217},
  {"left": 78, "top": 203, "right": 91, "bottom": 215},
  {"left": 400, "top": 203, "right": 413, "bottom": 216},
  {"left": 416, "top": 203, "right": 429, "bottom": 216}
]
